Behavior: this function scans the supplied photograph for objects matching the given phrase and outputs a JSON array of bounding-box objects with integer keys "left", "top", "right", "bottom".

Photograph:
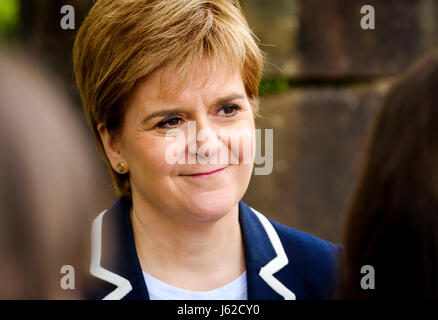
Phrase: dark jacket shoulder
[{"left": 270, "top": 219, "right": 342, "bottom": 299}]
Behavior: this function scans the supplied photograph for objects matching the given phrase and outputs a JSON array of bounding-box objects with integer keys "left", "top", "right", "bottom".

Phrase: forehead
[{"left": 135, "top": 60, "right": 245, "bottom": 103}]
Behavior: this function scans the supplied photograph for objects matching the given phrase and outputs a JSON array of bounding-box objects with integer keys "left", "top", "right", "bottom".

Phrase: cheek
[
  {"left": 223, "top": 119, "right": 255, "bottom": 165},
  {"left": 128, "top": 137, "right": 175, "bottom": 178}
]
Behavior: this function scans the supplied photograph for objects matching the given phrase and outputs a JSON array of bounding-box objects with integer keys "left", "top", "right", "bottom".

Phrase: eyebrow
[{"left": 140, "top": 93, "right": 245, "bottom": 125}]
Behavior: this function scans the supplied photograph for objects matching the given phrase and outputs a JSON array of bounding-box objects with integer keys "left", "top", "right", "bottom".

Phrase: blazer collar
[
  {"left": 238, "top": 201, "right": 296, "bottom": 300},
  {"left": 90, "top": 197, "right": 295, "bottom": 300},
  {"left": 90, "top": 197, "right": 148, "bottom": 299}
]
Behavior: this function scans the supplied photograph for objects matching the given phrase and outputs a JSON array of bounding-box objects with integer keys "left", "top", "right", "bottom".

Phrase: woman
[
  {"left": 338, "top": 51, "right": 438, "bottom": 299},
  {"left": 74, "top": 0, "right": 341, "bottom": 300}
]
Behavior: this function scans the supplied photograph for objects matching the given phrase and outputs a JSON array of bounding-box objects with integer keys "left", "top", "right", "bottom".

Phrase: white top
[{"left": 142, "top": 271, "right": 248, "bottom": 300}]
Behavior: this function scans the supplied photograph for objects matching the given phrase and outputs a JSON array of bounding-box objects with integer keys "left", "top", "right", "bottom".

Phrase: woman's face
[{"left": 114, "top": 62, "right": 255, "bottom": 222}]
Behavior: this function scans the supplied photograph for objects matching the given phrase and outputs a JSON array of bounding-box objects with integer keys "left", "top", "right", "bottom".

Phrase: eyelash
[
  {"left": 156, "top": 116, "right": 182, "bottom": 129},
  {"left": 155, "top": 104, "right": 242, "bottom": 129},
  {"left": 218, "top": 103, "right": 242, "bottom": 116}
]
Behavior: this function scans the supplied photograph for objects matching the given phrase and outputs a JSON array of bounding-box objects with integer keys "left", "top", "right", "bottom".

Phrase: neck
[{"left": 130, "top": 197, "right": 246, "bottom": 291}]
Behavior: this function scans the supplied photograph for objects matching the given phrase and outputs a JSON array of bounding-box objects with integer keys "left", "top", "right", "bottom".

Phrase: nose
[{"left": 187, "top": 116, "right": 221, "bottom": 164}]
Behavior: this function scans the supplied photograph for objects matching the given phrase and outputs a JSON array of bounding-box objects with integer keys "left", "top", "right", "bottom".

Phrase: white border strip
[
  {"left": 90, "top": 210, "right": 133, "bottom": 300},
  {"left": 250, "top": 207, "right": 296, "bottom": 300}
]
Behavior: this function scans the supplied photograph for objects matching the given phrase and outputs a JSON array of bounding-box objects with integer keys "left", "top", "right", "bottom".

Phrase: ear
[{"left": 97, "top": 123, "right": 128, "bottom": 173}]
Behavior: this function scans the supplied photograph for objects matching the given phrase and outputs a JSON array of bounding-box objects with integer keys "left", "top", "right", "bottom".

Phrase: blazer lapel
[
  {"left": 90, "top": 197, "right": 148, "bottom": 300},
  {"left": 238, "top": 201, "right": 296, "bottom": 300}
]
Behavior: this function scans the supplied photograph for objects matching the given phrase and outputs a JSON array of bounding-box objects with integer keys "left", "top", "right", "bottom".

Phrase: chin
[{"left": 182, "top": 189, "right": 241, "bottom": 222}]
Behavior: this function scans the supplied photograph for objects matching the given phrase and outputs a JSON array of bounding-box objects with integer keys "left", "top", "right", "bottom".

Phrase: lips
[{"left": 180, "top": 166, "right": 228, "bottom": 178}]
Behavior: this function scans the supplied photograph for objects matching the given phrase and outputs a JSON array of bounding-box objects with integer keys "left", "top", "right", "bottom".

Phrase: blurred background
[{"left": 1, "top": 0, "right": 438, "bottom": 243}]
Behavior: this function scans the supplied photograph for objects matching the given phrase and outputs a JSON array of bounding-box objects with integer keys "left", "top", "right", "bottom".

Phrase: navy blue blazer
[{"left": 88, "top": 197, "right": 342, "bottom": 300}]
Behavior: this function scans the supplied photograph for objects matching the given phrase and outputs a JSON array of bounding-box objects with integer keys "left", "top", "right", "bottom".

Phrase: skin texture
[{"left": 98, "top": 62, "right": 256, "bottom": 290}]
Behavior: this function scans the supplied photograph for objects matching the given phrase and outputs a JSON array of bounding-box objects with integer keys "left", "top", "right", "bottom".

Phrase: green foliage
[
  {"left": 259, "top": 77, "right": 291, "bottom": 96},
  {"left": 0, "top": 0, "right": 19, "bottom": 39}
]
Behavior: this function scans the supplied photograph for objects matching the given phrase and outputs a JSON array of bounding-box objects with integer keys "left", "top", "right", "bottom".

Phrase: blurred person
[
  {"left": 0, "top": 45, "right": 112, "bottom": 299},
  {"left": 73, "top": 0, "right": 342, "bottom": 300},
  {"left": 338, "top": 50, "right": 438, "bottom": 299}
]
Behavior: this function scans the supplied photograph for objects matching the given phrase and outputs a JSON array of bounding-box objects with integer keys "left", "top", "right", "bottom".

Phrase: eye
[
  {"left": 217, "top": 104, "right": 241, "bottom": 117},
  {"left": 156, "top": 116, "right": 183, "bottom": 128}
]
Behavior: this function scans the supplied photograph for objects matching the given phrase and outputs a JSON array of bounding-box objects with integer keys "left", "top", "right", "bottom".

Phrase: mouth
[{"left": 180, "top": 166, "right": 228, "bottom": 178}]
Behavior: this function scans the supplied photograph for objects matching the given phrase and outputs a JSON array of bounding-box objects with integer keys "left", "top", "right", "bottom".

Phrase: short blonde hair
[{"left": 73, "top": 0, "right": 264, "bottom": 198}]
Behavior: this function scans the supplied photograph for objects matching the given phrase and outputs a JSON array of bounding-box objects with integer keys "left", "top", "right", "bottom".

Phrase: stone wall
[
  {"left": 241, "top": 0, "right": 438, "bottom": 77},
  {"left": 241, "top": 0, "right": 438, "bottom": 242}
]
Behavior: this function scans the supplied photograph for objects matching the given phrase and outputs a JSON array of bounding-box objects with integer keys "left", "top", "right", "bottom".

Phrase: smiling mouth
[{"left": 181, "top": 166, "right": 228, "bottom": 178}]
